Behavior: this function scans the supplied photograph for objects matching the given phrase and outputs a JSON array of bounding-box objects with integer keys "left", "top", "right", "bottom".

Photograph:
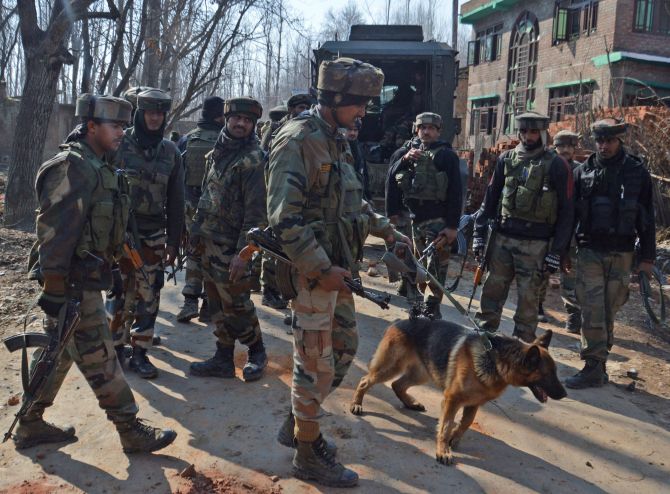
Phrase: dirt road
[{"left": 1, "top": 238, "right": 669, "bottom": 493}]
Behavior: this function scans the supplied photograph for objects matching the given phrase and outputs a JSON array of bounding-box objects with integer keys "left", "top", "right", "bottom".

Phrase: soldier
[
  {"left": 267, "top": 58, "right": 409, "bottom": 487},
  {"left": 16, "top": 93, "right": 176, "bottom": 452},
  {"left": 566, "top": 119, "right": 655, "bottom": 389},
  {"left": 260, "top": 93, "right": 313, "bottom": 152},
  {"left": 537, "top": 130, "right": 583, "bottom": 330},
  {"left": 344, "top": 118, "right": 370, "bottom": 200},
  {"left": 188, "top": 97, "right": 269, "bottom": 382},
  {"left": 108, "top": 88, "right": 185, "bottom": 379},
  {"left": 386, "top": 112, "right": 463, "bottom": 318},
  {"left": 176, "top": 96, "right": 225, "bottom": 323},
  {"left": 473, "top": 112, "right": 574, "bottom": 342}
]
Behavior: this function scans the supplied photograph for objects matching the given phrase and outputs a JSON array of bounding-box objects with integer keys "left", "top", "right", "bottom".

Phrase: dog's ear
[
  {"left": 524, "top": 345, "right": 541, "bottom": 370},
  {"left": 535, "top": 330, "right": 553, "bottom": 349}
]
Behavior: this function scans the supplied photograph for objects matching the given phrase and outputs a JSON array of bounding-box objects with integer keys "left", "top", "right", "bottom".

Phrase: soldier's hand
[
  {"left": 472, "top": 236, "right": 485, "bottom": 261},
  {"left": 229, "top": 255, "right": 249, "bottom": 283},
  {"left": 164, "top": 246, "right": 178, "bottom": 266},
  {"left": 637, "top": 260, "right": 655, "bottom": 278},
  {"left": 435, "top": 228, "right": 458, "bottom": 250},
  {"left": 404, "top": 149, "right": 423, "bottom": 162},
  {"left": 317, "top": 266, "right": 352, "bottom": 293},
  {"left": 561, "top": 256, "right": 572, "bottom": 274}
]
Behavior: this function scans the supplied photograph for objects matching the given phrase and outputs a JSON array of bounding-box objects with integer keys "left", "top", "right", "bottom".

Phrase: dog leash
[{"left": 639, "top": 267, "right": 667, "bottom": 325}]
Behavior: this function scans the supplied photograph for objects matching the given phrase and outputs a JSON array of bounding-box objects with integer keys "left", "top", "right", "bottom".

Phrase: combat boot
[
  {"left": 198, "top": 297, "right": 211, "bottom": 323},
  {"left": 115, "top": 345, "right": 128, "bottom": 367},
  {"left": 13, "top": 417, "right": 76, "bottom": 449},
  {"left": 538, "top": 303, "right": 548, "bottom": 323},
  {"left": 512, "top": 326, "right": 536, "bottom": 343},
  {"left": 129, "top": 347, "right": 158, "bottom": 379},
  {"left": 177, "top": 295, "right": 199, "bottom": 322},
  {"left": 423, "top": 298, "right": 442, "bottom": 320},
  {"left": 262, "top": 288, "right": 288, "bottom": 310},
  {"left": 242, "top": 341, "right": 267, "bottom": 382},
  {"left": 565, "top": 359, "right": 606, "bottom": 389},
  {"left": 277, "top": 411, "right": 337, "bottom": 456},
  {"left": 292, "top": 439, "right": 359, "bottom": 487},
  {"left": 116, "top": 418, "right": 177, "bottom": 453},
  {"left": 190, "top": 343, "right": 235, "bottom": 378}
]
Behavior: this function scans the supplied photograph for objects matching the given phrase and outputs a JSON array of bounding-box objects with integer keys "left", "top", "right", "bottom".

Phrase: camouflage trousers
[
  {"left": 413, "top": 217, "right": 450, "bottom": 305},
  {"left": 182, "top": 198, "right": 203, "bottom": 298},
  {"left": 475, "top": 233, "right": 548, "bottom": 339},
  {"left": 291, "top": 285, "right": 358, "bottom": 422},
  {"left": 537, "top": 246, "right": 581, "bottom": 325},
  {"left": 201, "top": 238, "right": 262, "bottom": 348},
  {"left": 107, "top": 229, "right": 165, "bottom": 349},
  {"left": 27, "top": 290, "right": 138, "bottom": 424},
  {"left": 575, "top": 248, "right": 633, "bottom": 362}
]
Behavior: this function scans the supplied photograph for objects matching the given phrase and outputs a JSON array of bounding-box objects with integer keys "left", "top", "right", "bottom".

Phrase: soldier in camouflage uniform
[
  {"left": 473, "top": 112, "right": 574, "bottom": 342},
  {"left": 176, "top": 96, "right": 226, "bottom": 323},
  {"left": 537, "top": 130, "right": 583, "bottom": 329},
  {"left": 566, "top": 119, "right": 655, "bottom": 389},
  {"left": 260, "top": 94, "right": 313, "bottom": 153},
  {"left": 107, "top": 88, "right": 185, "bottom": 379},
  {"left": 16, "top": 94, "right": 176, "bottom": 453},
  {"left": 386, "top": 112, "right": 463, "bottom": 318},
  {"left": 268, "top": 58, "right": 410, "bottom": 488},
  {"left": 189, "top": 97, "right": 269, "bottom": 382}
]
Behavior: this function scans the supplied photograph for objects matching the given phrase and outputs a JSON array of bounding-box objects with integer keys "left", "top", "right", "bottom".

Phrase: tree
[
  {"left": 321, "top": 1, "right": 363, "bottom": 42},
  {"left": 4, "top": 0, "right": 119, "bottom": 227}
]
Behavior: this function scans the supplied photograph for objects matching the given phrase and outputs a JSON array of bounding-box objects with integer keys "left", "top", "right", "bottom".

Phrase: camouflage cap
[
  {"left": 554, "top": 130, "right": 580, "bottom": 146},
  {"left": 415, "top": 112, "right": 443, "bottom": 129},
  {"left": 121, "top": 86, "right": 153, "bottom": 108},
  {"left": 224, "top": 97, "right": 263, "bottom": 120},
  {"left": 269, "top": 105, "right": 288, "bottom": 121},
  {"left": 317, "top": 57, "right": 384, "bottom": 99},
  {"left": 137, "top": 88, "right": 172, "bottom": 113},
  {"left": 515, "top": 111, "right": 550, "bottom": 130},
  {"left": 75, "top": 93, "right": 132, "bottom": 124},
  {"left": 591, "top": 118, "right": 628, "bottom": 138},
  {"left": 287, "top": 93, "right": 314, "bottom": 108}
]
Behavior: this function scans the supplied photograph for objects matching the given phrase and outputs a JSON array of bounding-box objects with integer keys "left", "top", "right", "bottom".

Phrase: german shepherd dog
[{"left": 350, "top": 318, "right": 567, "bottom": 465}]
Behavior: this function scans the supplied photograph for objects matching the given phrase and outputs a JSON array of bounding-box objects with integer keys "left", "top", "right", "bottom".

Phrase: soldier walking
[
  {"left": 16, "top": 94, "right": 176, "bottom": 452},
  {"left": 566, "top": 119, "right": 655, "bottom": 388},
  {"left": 473, "top": 112, "right": 574, "bottom": 342},
  {"left": 188, "top": 97, "right": 269, "bottom": 382}
]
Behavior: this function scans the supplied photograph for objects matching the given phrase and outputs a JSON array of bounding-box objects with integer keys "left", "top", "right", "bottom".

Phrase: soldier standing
[
  {"left": 267, "top": 58, "right": 409, "bottom": 487},
  {"left": 386, "top": 112, "right": 463, "bottom": 318},
  {"left": 176, "top": 96, "right": 225, "bottom": 323},
  {"left": 16, "top": 94, "right": 176, "bottom": 452},
  {"left": 566, "top": 119, "right": 655, "bottom": 388},
  {"left": 473, "top": 112, "right": 574, "bottom": 342},
  {"left": 260, "top": 93, "right": 313, "bottom": 152},
  {"left": 188, "top": 97, "right": 269, "bottom": 382},
  {"left": 109, "top": 88, "right": 185, "bottom": 379}
]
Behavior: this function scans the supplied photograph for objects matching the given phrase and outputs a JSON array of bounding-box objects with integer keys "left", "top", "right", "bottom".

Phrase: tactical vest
[
  {"left": 117, "top": 129, "right": 178, "bottom": 229},
  {"left": 395, "top": 144, "right": 449, "bottom": 203},
  {"left": 576, "top": 153, "right": 644, "bottom": 239},
  {"left": 32, "top": 141, "right": 129, "bottom": 286},
  {"left": 500, "top": 149, "right": 558, "bottom": 225},
  {"left": 184, "top": 126, "right": 219, "bottom": 187}
]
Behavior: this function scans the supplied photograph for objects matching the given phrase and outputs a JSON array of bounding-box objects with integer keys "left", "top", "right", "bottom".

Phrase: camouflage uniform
[
  {"left": 189, "top": 97, "right": 268, "bottom": 381},
  {"left": 473, "top": 112, "right": 574, "bottom": 342},
  {"left": 567, "top": 119, "right": 656, "bottom": 388},
  {"left": 18, "top": 94, "right": 175, "bottom": 452}
]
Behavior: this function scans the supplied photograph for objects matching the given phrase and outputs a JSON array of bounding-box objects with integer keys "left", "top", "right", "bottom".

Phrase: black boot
[
  {"left": 292, "top": 438, "right": 358, "bottom": 487},
  {"left": 129, "top": 347, "right": 158, "bottom": 379},
  {"left": 423, "top": 298, "right": 442, "bottom": 320},
  {"left": 262, "top": 288, "right": 288, "bottom": 310},
  {"left": 277, "top": 411, "right": 337, "bottom": 456},
  {"left": 512, "top": 326, "right": 536, "bottom": 343},
  {"left": 177, "top": 295, "right": 199, "bottom": 323},
  {"left": 565, "top": 359, "right": 606, "bottom": 389},
  {"left": 198, "top": 297, "right": 211, "bottom": 323},
  {"left": 242, "top": 341, "right": 267, "bottom": 382},
  {"left": 538, "top": 303, "right": 548, "bottom": 323},
  {"left": 190, "top": 343, "right": 235, "bottom": 378},
  {"left": 115, "top": 345, "right": 128, "bottom": 367}
]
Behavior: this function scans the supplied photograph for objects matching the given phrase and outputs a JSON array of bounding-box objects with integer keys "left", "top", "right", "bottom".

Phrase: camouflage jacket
[
  {"left": 267, "top": 108, "right": 396, "bottom": 277},
  {"left": 260, "top": 115, "right": 290, "bottom": 153},
  {"left": 192, "top": 130, "right": 267, "bottom": 250}
]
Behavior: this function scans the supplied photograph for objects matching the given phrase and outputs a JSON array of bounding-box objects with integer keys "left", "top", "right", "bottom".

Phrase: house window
[
  {"left": 468, "top": 24, "right": 503, "bottom": 66},
  {"left": 504, "top": 12, "right": 539, "bottom": 133},
  {"left": 634, "top": 0, "right": 670, "bottom": 34},
  {"left": 470, "top": 98, "right": 498, "bottom": 136},
  {"left": 548, "top": 84, "right": 594, "bottom": 122},
  {"left": 553, "top": 1, "right": 599, "bottom": 44}
]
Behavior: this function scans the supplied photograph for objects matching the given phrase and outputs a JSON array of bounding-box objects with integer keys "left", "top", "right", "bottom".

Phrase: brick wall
[{"left": 613, "top": 0, "right": 670, "bottom": 57}]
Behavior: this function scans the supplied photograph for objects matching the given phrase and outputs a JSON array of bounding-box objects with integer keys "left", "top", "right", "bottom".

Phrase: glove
[
  {"left": 472, "top": 236, "right": 485, "bottom": 259},
  {"left": 37, "top": 291, "right": 66, "bottom": 317},
  {"left": 544, "top": 253, "right": 561, "bottom": 273}
]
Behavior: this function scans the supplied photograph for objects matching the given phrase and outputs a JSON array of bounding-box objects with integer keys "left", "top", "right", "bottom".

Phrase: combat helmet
[
  {"left": 137, "top": 88, "right": 172, "bottom": 113},
  {"left": 224, "top": 97, "right": 263, "bottom": 121},
  {"left": 317, "top": 57, "right": 384, "bottom": 104},
  {"left": 553, "top": 130, "right": 580, "bottom": 147},
  {"left": 121, "top": 86, "right": 153, "bottom": 109},
  {"left": 414, "top": 112, "right": 443, "bottom": 129},
  {"left": 515, "top": 111, "right": 550, "bottom": 130},
  {"left": 269, "top": 105, "right": 288, "bottom": 121},
  {"left": 287, "top": 93, "right": 314, "bottom": 108},
  {"left": 75, "top": 93, "right": 132, "bottom": 124},
  {"left": 591, "top": 118, "right": 628, "bottom": 140}
]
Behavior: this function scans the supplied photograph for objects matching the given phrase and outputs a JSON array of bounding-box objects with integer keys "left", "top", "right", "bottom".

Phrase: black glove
[
  {"left": 109, "top": 266, "right": 123, "bottom": 298},
  {"left": 472, "top": 236, "right": 485, "bottom": 259},
  {"left": 37, "top": 292, "right": 66, "bottom": 317},
  {"left": 544, "top": 253, "right": 561, "bottom": 273}
]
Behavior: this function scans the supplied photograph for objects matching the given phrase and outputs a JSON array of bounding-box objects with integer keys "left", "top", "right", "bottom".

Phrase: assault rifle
[
  {"left": 240, "top": 227, "right": 391, "bottom": 310},
  {"left": 467, "top": 222, "right": 497, "bottom": 312},
  {"left": 3, "top": 299, "right": 82, "bottom": 442}
]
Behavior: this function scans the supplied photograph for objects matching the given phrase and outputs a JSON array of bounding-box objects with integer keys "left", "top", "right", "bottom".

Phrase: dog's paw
[
  {"left": 435, "top": 451, "right": 455, "bottom": 466},
  {"left": 405, "top": 402, "right": 426, "bottom": 412},
  {"left": 350, "top": 403, "right": 364, "bottom": 415}
]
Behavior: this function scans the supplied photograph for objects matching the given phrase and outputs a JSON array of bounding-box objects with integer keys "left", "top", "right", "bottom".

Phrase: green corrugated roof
[
  {"left": 592, "top": 51, "right": 670, "bottom": 67},
  {"left": 545, "top": 79, "right": 595, "bottom": 89},
  {"left": 468, "top": 93, "right": 500, "bottom": 101},
  {"left": 460, "top": 0, "right": 522, "bottom": 25}
]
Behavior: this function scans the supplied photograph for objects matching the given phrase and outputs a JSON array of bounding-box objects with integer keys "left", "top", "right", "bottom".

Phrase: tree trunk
[
  {"left": 80, "top": 16, "right": 92, "bottom": 93},
  {"left": 452, "top": 0, "right": 458, "bottom": 50},
  {"left": 142, "top": 0, "right": 161, "bottom": 87}
]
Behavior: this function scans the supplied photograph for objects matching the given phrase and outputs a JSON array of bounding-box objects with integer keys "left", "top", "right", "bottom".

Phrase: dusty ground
[{"left": 0, "top": 232, "right": 669, "bottom": 493}]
